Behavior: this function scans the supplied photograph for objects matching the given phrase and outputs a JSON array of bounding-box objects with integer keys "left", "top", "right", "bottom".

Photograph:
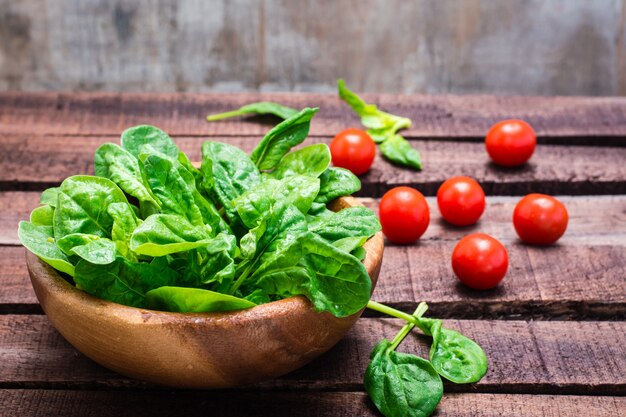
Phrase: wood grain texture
[
  {"left": 2, "top": 134, "right": 625, "bottom": 195},
  {"left": 0, "top": 391, "right": 624, "bottom": 417},
  {"left": 1, "top": 92, "right": 626, "bottom": 142},
  {"left": 1, "top": 1, "right": 625, "bottom": 97},
  {"left": 1, "top": 315, "right": 625, "bottom": 395}
]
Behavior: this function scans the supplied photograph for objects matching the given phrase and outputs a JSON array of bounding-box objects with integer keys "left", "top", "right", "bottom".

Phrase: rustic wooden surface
[
  {"left": 1, "top": 1, "right": 626, "bottom": 96},
  {"left": 0, "top": 92, "right": 625, "bottom": 416}
]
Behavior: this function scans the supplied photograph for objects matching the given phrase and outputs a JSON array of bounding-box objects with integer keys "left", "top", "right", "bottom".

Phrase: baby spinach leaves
[
  {"left": 207, "top": 101, "right": 299, "bottom": 121},
  {"left": 22, "top": 114, "right": 379, "bottom": 318},
  {"left": 338, "top": 80, "right": 422, "bottom": 170},
  {"left": 366, "top": 301, "right": 488, "bottom": 416}
]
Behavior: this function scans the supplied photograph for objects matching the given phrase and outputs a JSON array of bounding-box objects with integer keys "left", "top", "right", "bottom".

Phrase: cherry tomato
[
  {"left": 437, "top": 176, "right": 485, "bottom": 226},
  {"left": 329, "top": 128, "right": 376, "bottom": 175},
  {"left": 485, "top": 119, "right": 536, "bottom": 167},
  {"left": 513, "top": 194, "right": 568, "bottom": 245},
  {"left": 379, "top": 187, "right": 430, "bottom": 244},
  {"left": 452, "top": 233, "right": 508, "bottom": 290}
]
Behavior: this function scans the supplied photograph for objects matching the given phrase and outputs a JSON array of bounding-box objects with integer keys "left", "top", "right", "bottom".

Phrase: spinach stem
[
  {"left": 207, "top": 110, "right": 247, "bottom": 121},
  {"left": 367, "top": 300, "right": 430, "bottom": 334},
  {"left": 389, "top": 303, "right": 427, "bottom": 351}
]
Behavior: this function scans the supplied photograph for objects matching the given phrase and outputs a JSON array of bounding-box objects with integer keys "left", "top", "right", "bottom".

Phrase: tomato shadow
[
  {"left": 486, "top": 161, "right": 535, "bottom": 174},
  {"left": 452, "top": 280, "right": 507, "bottom": 299}
]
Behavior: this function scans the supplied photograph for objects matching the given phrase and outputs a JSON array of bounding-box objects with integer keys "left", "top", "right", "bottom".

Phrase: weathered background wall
[{"left": 1, "top": 0, "right": 625, "bottom": 95}]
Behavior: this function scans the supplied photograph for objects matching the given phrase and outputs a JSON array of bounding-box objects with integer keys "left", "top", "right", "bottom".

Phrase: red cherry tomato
[
  {"left": 437, "top": 176, "right": 486, "bottom": 226},
  {"left": 513, "top": 194, "right": 568, "bottom": 245},
  {"left": 379, "top": 187, "right": 430, "bottom": 244},
  {"left": 452, "top": 233, "right": 508, "bottom": 290},
  {"left": 485, "top": 119, "right": 536, "bottom": 167},
  {"left": 329, "top": 128, "right": 376, "bottom": 175}
]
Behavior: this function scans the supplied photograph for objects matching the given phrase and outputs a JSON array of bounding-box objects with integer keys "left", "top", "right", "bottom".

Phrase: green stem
[
  {"left": 389, "top": 304, "right": 426, "bottom": 351},
  {"left": 367, "top": 300, "right": 431, "bottom": 335},
  {"left": 206, "top": 109, "right": 248, "bottom": 121}
]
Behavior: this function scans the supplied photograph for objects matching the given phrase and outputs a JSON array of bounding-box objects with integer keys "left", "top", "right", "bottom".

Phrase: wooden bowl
[{"left": 26, "top": 196, "right": 384, "bottom": 389}]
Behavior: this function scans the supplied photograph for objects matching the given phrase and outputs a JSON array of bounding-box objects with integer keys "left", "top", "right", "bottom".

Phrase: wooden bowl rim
[{"left": 27, "top": 196, "right": 384, "bottom": 325}]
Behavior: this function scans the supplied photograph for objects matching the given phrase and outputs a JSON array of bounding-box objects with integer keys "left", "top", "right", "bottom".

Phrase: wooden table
[{"left": 0, "top": 92, "right": 625, "bottom": 416}]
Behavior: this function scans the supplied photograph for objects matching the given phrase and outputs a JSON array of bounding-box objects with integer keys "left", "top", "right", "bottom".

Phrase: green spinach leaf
[
  {"left": 200, "top": 141, "right": 261, "bottom": 223},
  {"left": 421, "top": 318, "right": 488, "bottom": 384},
  {"left": 308, "top": 206, "right": 381, "bottom": 243},
  {"left": 315, "top": 167, "right": 361, "bottom": 204},
  {"left": 379, "top": 134, "right": 422, "bottom": 170},
  {"left": 108, "top": 202, "right": 141, "bottom": 261},
  {"left": 39, "top": 187, "right": 59, "bottom": 207},
  {"left": 57, "top": 233, "right": 117, "bottom": 265},
  {"left": 269, "top": 144, "right": 331, "bottom": 179},
  {"left": 142, "top": 154, "right": 204, "bottom": 226},
  {"left": 207, "top": 101, "right": 299, "bottom": 121},
  {"left": 30, "top": 205, "right": 54, "bottom": 226},
  {"left": 18, "top": 221, "right": 75, "bottom": 276},
  {"left": 94, "top": 143, "right": 160, "bottom": 216},
  {"left": 146, "top": 286, "right": 256, "bottom": 313},
  {"left": 54, "top": 176, "right": 129, "bottom": 240},
  {"left": 129, "top": 214, "right": 215, "bottom": 257},
  {"left": 364, "top": 340, "right": 443, "bottom": 417},
  {"left": 74, "top": 256, "right": 179, "bottom": 308},
  {"left": 250, "top": 108, "right": 318, "bottom": 171},
  {"left": 121, "top": 125, "right": 180, "bottom": 160}
]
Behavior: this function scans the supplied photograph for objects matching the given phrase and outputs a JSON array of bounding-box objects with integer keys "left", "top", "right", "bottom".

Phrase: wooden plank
[
  {"left": 0, "top": 390, "right": 624, "bottom": 417},
  {"left": 3, "top": 195, "right": 625, "bottom": 318},
  {"left": 2, "top": 134, "right": 625, "bottom": 195},
  {"left": 0, "top": 93, "right": 625, "bottom": 143},
  {"left": 1, "top": 315, "right": 624, "bottom": 394},
  {"left": 4, "top": 192, "right": 624, "bottom": 246}
]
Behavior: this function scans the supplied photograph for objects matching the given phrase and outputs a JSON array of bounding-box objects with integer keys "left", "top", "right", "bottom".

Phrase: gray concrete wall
[{"left": 1, "top": 0, "right": 625, "bottom": 95}]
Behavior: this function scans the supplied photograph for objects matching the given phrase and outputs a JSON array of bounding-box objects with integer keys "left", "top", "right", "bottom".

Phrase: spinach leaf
[
  {"left": 39, "top": 187, "right": 59, "bottom": 207},
  {"left": 207, "top": 101, "right": 299, "bottom": 121},
  {"left": 30, "top": 205, "right": 54, "bottom": 226},
  {"left": 422, "top": 318, "right": 488, "bottom": 384},
  {"left": 181, "top": 232, "right": 237, "bottom": 290},
  {"left": 56, "top": 233, "right": 117, "bottom": 265},
  {"left": 231, "top": 204, "right": 308, "bottom": 294},
  {"left": 94, "top": 143, "right": 160, "bottom": 216},
  {"left": 269, "top": 144, "right": 331, "bottom": 179},
  {"left": 108, "top": 202, "right": 141, "bottom": 261},
  {"left": 315, "top": 167, "right": 361, "bottom": 204},
  {"left": 121, "top": 125, "right": 180, "bottom": 160},
  {"left": 250, "top": 108, "right": 318, "bottom": 171},
  {"left": 129, "top": 214, "right": 215, "bottom": 257},
  {"left": 365, "top": 340, "right": 443, "bottom": 417},
  {"left": 74, "top": 256, "right": 179, "bottom": 308},
  {"left": 338, "top": 79, "right": 411, "bottom": 143},
  {"left": 234, "top": 175, "right": 319, "bottom": 228},
  {"left": 379, "top": 134, "right": 422, "bottom": 170},
  {"left": 308, "top": 206, "right": 381, "bottom": 243},
  {"left": 54, "top": 176, "right": 129, "bottom": 240},
  {"left": 18, "top": 221, "right": 75, "bottom": 277},
  {"left": 332, "top": 236, "right": 368, "bottom": 254},
  {"left": 200, "top": 141, "right": 261, "bottom": 223},
  {"left": 299, "top": 235, "right": 371, "bottom": 317},
  {"left": 146, "top": 286, "right": 256, "bottom": 313},
  {"left": 142, "top": 154, "right": 204, "bottom": 226}
]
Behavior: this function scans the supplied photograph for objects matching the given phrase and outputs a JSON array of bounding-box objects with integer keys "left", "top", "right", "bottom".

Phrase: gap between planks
[{"left": 1, "top": 134, "right": 626, "bottom": 196}]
